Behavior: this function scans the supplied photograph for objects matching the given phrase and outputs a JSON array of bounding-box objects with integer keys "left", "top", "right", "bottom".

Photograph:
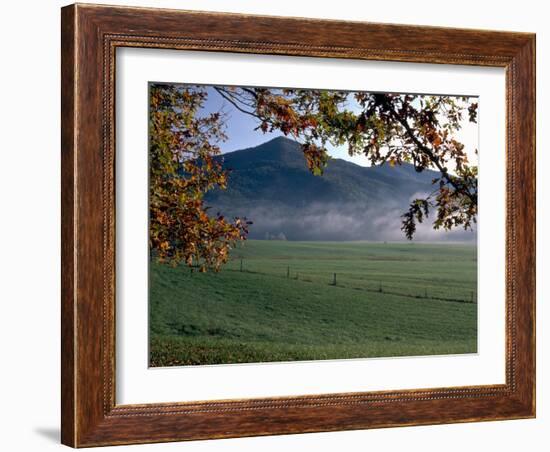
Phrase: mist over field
[{"left": 229, "top": 202, "right": 474, "bottom": 242}]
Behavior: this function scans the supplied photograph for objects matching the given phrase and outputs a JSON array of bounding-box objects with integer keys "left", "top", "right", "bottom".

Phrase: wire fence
[{"left": 228, "top": 259, "right": 477, "bottom": 304}]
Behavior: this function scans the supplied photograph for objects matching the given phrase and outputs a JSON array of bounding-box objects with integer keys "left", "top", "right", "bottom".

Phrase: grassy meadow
[{"left": 149, "top": 240, "right": 478, "bottom": 366}]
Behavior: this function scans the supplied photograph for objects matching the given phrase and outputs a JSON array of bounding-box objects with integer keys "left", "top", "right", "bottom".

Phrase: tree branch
[
  {"left": 213, "top": 87, "right": 259, "bottom": 120},
  {"left": 385, "top": 104, "right": 476, "bottom": 204}
]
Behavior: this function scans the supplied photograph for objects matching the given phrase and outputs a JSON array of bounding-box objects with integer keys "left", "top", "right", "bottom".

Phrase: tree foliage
[
  {"left": 149, "top": 84, "right": 478, "bottom": 270},
  {"left": 149, "top": 84, "right": 250, "bottom": 271}
]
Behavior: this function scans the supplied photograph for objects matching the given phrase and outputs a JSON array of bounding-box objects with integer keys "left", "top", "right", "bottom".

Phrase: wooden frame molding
[{"left": 61, "top": 3, "right": 536, "bottom": 447}]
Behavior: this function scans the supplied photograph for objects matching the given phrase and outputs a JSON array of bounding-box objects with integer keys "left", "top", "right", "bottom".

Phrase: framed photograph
[{"left": 61, "top": 3, "right": 536, "bottom": 447}]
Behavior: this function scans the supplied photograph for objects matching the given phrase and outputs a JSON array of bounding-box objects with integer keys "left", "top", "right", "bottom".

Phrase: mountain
[{"left": 205, "top": 137, "right": 474, "bottom": 242}]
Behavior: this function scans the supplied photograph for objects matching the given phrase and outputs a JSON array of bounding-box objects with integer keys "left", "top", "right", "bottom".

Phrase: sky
[{"left": 199, "top": 85, "right": 479, "bottom": 169}]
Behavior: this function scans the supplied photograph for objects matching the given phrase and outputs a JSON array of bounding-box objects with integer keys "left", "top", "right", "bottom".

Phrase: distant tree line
[{"left": 264, "top": 232, "right": 288, "bottom": 241}]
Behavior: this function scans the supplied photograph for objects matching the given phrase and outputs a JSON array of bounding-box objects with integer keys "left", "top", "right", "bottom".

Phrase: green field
[{"left": 149, "top": 240, "right": 477, "bottom": 366}]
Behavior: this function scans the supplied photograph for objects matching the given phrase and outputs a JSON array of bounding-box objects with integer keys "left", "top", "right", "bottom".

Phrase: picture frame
[{"left": 61, "top": 3, "right": 535, "bottom": 447}]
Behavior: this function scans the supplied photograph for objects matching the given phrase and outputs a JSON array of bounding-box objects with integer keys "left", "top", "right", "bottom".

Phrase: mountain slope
[{"left": 205, "top": 137, "right": 472, "bottom": 241}]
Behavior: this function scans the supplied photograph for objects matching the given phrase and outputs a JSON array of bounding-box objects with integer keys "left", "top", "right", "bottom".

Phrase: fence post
[
  {"left": 240, "top": 259, "right": 243, "bottom": 272},
  {"left": 379, "top": 281, "right": 382, "bottom": 293},
  {"left": 332, "top": 273, "right": 337, "bottom": 286}
]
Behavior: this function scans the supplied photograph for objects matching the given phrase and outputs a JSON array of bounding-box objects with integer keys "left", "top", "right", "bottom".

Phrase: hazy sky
[{"left": 199, "top": 85, "right": 479, "bottom": 169}]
